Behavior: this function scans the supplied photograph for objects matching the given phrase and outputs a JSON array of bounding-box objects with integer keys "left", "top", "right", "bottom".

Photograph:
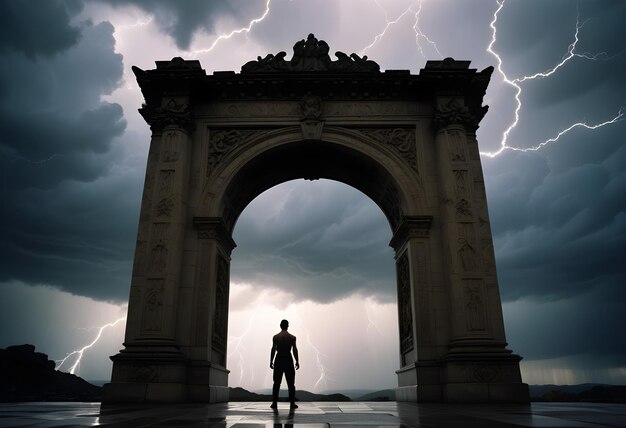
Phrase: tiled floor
[{"left": 1, "top": 401, "right": 626, "bottom": 427}]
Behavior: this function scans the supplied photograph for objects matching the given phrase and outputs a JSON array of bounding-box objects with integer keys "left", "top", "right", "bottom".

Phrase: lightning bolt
[
  {"left": 360, "top": 2, "right": 414, "bottom": 56},
  {"left": 185, "top": 0, "right": 272, "bottom": 57},
  {"left": 361, "top": 0, "right": 442, "bottom": 60},
  {"left": 411, "top": 0, "right": 442, "bottom": 59},
  {"left": 227, "top": 305, "right": 260, "bottom": 387},
  {"left": 55, "top": 317, "right": 126, "bottom": 375},
  {"left": 483, "top": 0, "right": 625, "bottom": 157},
  {"left": 364, "top": 298, "right": 384, "bottom": 337},
  {"left": 228, "top": 332, "right": 253, "bottom": 387},
  {"left": 305, "top": 331, "right": 331, "bottom": 392},
  {"left": 7, "top": 153, "right": 62, "bottom": 165}
]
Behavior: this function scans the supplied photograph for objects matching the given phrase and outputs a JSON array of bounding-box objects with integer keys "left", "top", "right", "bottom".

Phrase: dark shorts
[{"left": 273, "top": 355, "right": 295, "bottom": 387}]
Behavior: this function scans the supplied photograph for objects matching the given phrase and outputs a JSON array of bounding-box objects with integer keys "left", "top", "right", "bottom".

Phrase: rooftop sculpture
[{"left": 241, "top": 33, "right": 380, "bottom": 73}]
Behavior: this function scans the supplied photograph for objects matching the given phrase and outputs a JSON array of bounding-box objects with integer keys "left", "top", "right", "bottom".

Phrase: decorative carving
[
  {"left": 447, "top": 129, "right": 467, "bottom": 162},
  {"left": 156, "top": 198, "right": 174, "bottom": 217},
  {"left": 455, "top": 198, "right": 473, "bottom": 220},
  {"left": 207, "top": 129, "right": 264, "bottom": 176},
  {"left": 148, "top": 99, "right": 192, "bottom": 131},
  {"left": 433, "top": 98, "right": 475, "bottom": 130},
  {"left": 150, "top": 243, "right": 168, "bottom": 273},
  {"left": 300, "top": 95, "right": 323, "bottom": 120},
  {"left": 159, "top": 170, "right": 175, "bottom": 196},
  {"left": 453, "top": 170, "right": 469, "bottom": 198},
  {"left": 130, "top": 365, "right": 157, "bottom": 382},
  {"left": 241, "top": 33, "right": 380, "bottom": 73},
  {"left": 212, "top": 254, "right": 230, "bottom": 366},
  {"left": 397, "top": 252, "right": 414, "bottom": 361},
  {"left": 358, "top": 128, "right": 417, "bottom": 171},
  {"left": 458, "top": 239, "right": 478, "bottom": 272},
  {"left": 162, "top": 131, "right": 180, "bottom": 162},
  {"left": 143, "top": 281, "right": 164, "bottom": 332},
  {"left": 464, "top": 283, "right": 486, "bottom": 331},
  {"left": 472, "top": 366, "right": 501, "bottom": 383}
]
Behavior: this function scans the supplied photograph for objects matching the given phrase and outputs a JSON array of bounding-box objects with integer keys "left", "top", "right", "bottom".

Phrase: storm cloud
[{"left": 0, "top": 0, "right": 137, "bottom": 301}]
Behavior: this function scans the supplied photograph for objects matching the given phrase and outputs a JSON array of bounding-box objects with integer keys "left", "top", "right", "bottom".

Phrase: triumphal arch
[{"left": 103, "top": 34, "right": 528, "bottom": 404}]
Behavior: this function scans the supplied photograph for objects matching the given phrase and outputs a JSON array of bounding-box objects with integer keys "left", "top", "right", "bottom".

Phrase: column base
[
  {"left": 396, "top": 351, "right": 529, "bottom": 403},
  {"left": 102, "top": 382, "right": 187, "bottom": 403},
  {"left": 102, "top": 343, "right": 230, "bottom": 404},
  {"left": 187, "top": 360, "right": 230, "bottom": 403},
  {"left": 444, "top": 382, "right": 529, "bottom": 403}
]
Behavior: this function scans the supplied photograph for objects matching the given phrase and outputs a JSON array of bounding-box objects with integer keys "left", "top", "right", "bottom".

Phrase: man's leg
[
  {"left": 271, "top": 365, "right": 283, "bottom": 408},
  {"left": 285, "top": 365, "right": 297, "bottom": 408}
]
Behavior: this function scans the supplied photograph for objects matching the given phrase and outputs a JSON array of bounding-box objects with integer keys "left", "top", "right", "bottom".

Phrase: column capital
[
  {"left": 141, "top": 98, "right": 193, "bottom": 133},
  {"left": 389, "top": 215, "right": 433, "bottom": 253},
  {"left": 193, "top": 217, "right": 237, "bottom": 256},
  {"left": 432, "top": 98, "right": 477, "bottom": 131}
]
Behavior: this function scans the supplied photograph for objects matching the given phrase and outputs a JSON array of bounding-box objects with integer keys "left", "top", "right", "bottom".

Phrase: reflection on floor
[{"left": 1, "top": 401, "right": 626, "bottom": 427}]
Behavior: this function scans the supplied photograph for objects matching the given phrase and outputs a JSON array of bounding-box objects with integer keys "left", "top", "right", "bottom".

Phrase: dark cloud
[
  {"left": 481, "top": 0, "right": 626, "bottom": 307},
  {"left": 0, "top": 2, "right": 137, "bottom": 301},
  {"left": 504, "top": 280, "right": 626, "bottom": 363},
  {"left": 232, "top": 180, "right": 396, "bottom": 304},
  {"left": 0, "top": 0, "right": 82, "bottom": 57},
  {"left": 0, "top": 19, "right": 126, "bottom": 186},
  {"left": 98, "top": 0, "right": 266, "bottom": 50},
  {"left": 485, "top": 121, "right": 626, "bottom": 302}
]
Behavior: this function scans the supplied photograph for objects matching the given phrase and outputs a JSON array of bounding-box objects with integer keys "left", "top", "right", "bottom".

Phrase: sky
[{"left": 0, "top": 0, "right": 625, "bottom": 392}]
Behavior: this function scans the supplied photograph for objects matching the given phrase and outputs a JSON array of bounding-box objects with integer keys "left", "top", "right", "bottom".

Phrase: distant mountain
[
  {"left": 355, "top": 389, "right": 396, "bottom": 401},
  {"left": 0, "top": 344, "right": 101, "bottom": 402},
  {"left": 530, "top": 384, "right": 626, "bottom": 403},
  {"left": 229, "top": 387, "right": 350, "bottom": 402}
]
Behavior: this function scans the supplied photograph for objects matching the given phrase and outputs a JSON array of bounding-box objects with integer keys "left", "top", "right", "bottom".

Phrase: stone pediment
[{"left": 241, "top": 33, "right": 380, "bottom": 73}]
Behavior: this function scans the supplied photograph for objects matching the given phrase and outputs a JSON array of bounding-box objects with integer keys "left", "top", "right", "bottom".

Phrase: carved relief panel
[
  {"left": 212, "top": 254, "right": 230, "bottom": 366},
  {"left": 457, "top": 223, "right": 479, "bottom": 273},
  {"left": 397, "top": 252, "right": 414, "bottom": 364},
  {"left": 142, "top": 280, "right": 164, "bottom": 333},
  {"left": 357, "top": 128, "right": 417, "bottom": 172},
  {"left": 463, "top": 279, "right": 486, "bottom": 332},
  {"left": 207, "top": 129, "right": 266, "bottom": 176}
]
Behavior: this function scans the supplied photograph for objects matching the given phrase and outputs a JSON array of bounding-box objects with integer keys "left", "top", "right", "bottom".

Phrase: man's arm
[
  {"left": 270, "top": 337, "right": 276, "bottom": 369},
  {"left": 293, "top": 337, "right": 300, "bottom": 370}
]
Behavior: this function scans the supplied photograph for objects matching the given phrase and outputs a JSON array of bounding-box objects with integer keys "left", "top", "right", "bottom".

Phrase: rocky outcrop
[{"left": 0, "top": 344, "right": 101, "bottom": 402}]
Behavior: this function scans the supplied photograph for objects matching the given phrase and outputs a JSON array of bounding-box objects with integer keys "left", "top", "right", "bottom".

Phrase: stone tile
[{"left": 1, "top": 402, "right": 626, "bottom": 427}]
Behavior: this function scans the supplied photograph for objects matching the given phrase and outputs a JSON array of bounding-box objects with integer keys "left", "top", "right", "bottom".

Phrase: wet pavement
[{"left": 2, "top": 401, "right": 626, "bottom": 427}]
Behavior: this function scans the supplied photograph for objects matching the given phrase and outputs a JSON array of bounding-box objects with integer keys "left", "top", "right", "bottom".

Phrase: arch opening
[
  {"left": 227, "top": 179, "right": 400, "bottom": 396},
  {"left": 219, "top": 140, "right": 407, "bottom": 234}
]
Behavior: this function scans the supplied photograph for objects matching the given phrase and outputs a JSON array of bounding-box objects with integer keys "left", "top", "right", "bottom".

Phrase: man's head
[{"left": 280, "top": 319, "right": 289, "bottom": 330}]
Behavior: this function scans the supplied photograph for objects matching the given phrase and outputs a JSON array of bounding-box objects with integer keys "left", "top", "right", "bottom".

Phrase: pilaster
[
  {"left": 103, "top": 95, "right": 194, "bottom": 403},
  {"left": 432, "top": 96, "right": 528, "bottom": 402}
]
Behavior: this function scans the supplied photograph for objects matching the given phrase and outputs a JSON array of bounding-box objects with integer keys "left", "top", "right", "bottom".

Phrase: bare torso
[{"left": 273, "top": 330, "right": 296, "bottom": 356}]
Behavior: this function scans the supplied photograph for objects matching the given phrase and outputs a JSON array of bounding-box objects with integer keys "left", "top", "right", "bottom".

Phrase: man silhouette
[{"left": 270, "top": 319, "right": 300, "bottom": 409}]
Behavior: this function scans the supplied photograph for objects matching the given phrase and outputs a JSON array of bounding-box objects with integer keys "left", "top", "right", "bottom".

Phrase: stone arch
[
  {"left": 200, "top": 127, "right": 422, "bottom": 233},
  {"left": 103, "top": 35, "right": 529, "bottom": 404}
]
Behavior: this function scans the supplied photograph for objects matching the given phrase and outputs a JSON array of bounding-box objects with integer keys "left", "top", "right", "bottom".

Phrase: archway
[
  {"left": 226, "top": 179, "right": 399, "bottom": 396},
  {"left": 103, "top": 34, "right": 528, "bottom": 403}
]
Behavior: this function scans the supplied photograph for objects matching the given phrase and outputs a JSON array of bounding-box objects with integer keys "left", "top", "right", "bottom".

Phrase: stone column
[
  {"left": 183, "top": 217, "right": 235, "bottom": 403},
  {"left": 103, "top": 98, "right": 193, "bottom": 403},
  {"left": 432, "top": 97, "right": 528, "bottom": 402},
  {"left": 392, "top": 216, "right": 448, "bottom": 402}
]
